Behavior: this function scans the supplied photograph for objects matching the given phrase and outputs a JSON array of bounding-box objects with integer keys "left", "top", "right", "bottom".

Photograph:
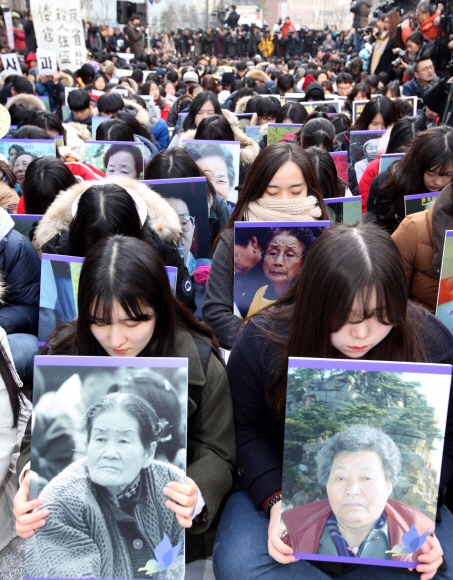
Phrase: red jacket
[
  {"left": 282, "top": 498, "right": 434, "bottom": 562},
  {"left": 359, "top": 157, "right": 380, "bottom": 214},
  {"left": 65, "top": 162, "right": 105, "bottom": 181},
  {"left": 13, "top": 28, "right": 26, "bottom": 52},
  {"left": 281, "top": 21, "right": 296, "bottom": 39},
  {"left": 402, "top": 13, "right": 441, "bottom": 44}
]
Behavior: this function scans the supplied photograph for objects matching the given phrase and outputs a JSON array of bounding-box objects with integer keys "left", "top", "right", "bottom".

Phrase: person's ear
[
  {"left": 386, "top": 482, "right": 393, "bottom": 498},
  {"left": 89, "top": 101, "right": 94, "bottom": 110},
  {"left": 250, "top": 235, "right": 260, "bottom": 250},
  {"left": 143, "top": 441, "right": 157, "bottom": 468}
]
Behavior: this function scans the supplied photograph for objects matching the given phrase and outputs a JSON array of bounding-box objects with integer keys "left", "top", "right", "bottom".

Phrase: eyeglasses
[
  {"left": 178, "top": 214, "right": 195, "bottom": 232},
  {"left": 417, "top": 65, "right": 434, "bottom": 73},
  {"left": 262, "top": 249, "right": 302, "bottom": 262},
  {"left": 259, "top": 117, "right": 276, "bottom": 124}
]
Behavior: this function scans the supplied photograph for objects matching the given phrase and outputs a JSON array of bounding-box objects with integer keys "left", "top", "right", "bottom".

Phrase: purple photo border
[
  {"left": 26, "top": 577, "right": 182, "bottom": 580},
  {"left": 268, "top": 123, "right": 304, "bottom": 129},
  {"left": 2, "top": 138, "right": 54, "bottom": 144},
  {"left": 235, "top": 221, "right": 331, "bottom": 228},
  {"left": 381, "top": 153, "right": 403, "bottom": 160},
  {"left": 350, "top": 130, "right": 386, "bottom": 136},
  {"left": 143, "top": 177, "right": 207, "bottom": 186},
  {"left": 85, "top": 140, "right": 144, "bottom": 148},
  {"left": 288, "top": 357, "right": 452, "bottom": 375},
  {"left": 446, "top": 231, "right": 453, "bottom": 238},
  {"left": 405, "top": 192, "right": 440, "bottom": 201},
  {"left": 182, "top": 139, "right": 239, "bottom": 147},
  {"left": 324, "top": 197, "right": 361, "bottom": 205},
  {"left": 41, "top": 253, "right": 85, "bottom": 264},
  {"left": 329, "top": 152, "right": 347, "bottom": 158},
  {"left": 34, "top": 355, "right": 188, "bottom": 369},
  {"left": 292, "top": 553, "right": 416, "bottom": 568},
  {"left": 12, "top": 214, "right": 43, "bottom": 221}
]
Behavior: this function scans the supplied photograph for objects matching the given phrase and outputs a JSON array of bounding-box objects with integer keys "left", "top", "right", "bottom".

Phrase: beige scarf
[{"left": 245, "top": 195, "right": 322, "bottom": 222}]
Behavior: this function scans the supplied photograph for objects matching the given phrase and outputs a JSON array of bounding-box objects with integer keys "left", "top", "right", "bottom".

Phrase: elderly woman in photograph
[
  {"left": 246, "top": 227, "right": 316, "bottom": 317},
  {"left": 282, "top": 425, "right": 434, "bottom": 561},
  {"left": 26, "top": 392, "right": 185, "bottom": 579}
]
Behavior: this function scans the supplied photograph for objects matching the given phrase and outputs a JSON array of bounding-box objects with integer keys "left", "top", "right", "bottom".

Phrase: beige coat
[{"left": 392, "top": 203, "right": 438, "bottom": 313}]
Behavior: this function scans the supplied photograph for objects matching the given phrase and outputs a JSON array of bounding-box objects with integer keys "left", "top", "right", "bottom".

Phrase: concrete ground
[{"left": 0, "top": 536, "right": 25, "bottom": 580}]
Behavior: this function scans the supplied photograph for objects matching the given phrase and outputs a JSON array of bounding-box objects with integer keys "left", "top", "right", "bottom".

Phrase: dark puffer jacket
[{"left": 0, "top": 209, "right": 41, "bottom": 334}]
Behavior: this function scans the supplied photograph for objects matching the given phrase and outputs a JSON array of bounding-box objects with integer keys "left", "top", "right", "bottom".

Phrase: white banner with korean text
[{"left": 30, "top": 0, "right": 86, "bottom": 72}]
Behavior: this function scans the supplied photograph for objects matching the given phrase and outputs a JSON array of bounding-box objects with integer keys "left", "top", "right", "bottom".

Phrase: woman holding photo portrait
[
  {"left": 203, "top": 142, "right": 329, "bottom": 348},
  {"left": 213, "top": 222, "right": 453, "bottom": 580},
  {"left": 14, "top": 235, "right": 235, "bottom": 569}
]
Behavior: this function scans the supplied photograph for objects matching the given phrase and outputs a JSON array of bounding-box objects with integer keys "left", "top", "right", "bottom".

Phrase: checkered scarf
[{"left": 326, "top": 511, "right": 387, "bottom": 557}]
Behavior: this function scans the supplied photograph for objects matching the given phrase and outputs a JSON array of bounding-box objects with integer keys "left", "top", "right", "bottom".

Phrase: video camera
[
  {"left": 211, "top": 7, "right": 230, "bottom": 18},
  {"left": 373, "top": 0, "right": 398, "bottom": 18}
]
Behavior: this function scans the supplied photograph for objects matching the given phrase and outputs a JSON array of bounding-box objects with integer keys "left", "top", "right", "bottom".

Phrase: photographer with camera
[
  {"left": 217, "top": 5, "right": 240, "bottom": 29},
  {"left": 224, "top": 27, "right": 238, "bottom": 58},
  {"left": 400, "top": 0, "right": 442, "bottom": 44},
  {"left": 350, "top": 0, "right": 373, "bottom": 52},
  {"left": 202, "top": 28, "right": 215, "bottom": 56}
]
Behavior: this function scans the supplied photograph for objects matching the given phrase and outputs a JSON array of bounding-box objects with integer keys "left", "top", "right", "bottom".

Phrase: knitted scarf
[{"left": 245, "top": 195, "right": 322, "bottom": 222}]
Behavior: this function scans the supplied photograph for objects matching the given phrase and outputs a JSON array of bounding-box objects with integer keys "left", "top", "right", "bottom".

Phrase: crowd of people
[{"left": 0, "top": 1, "right": 452, "bottom": 580}]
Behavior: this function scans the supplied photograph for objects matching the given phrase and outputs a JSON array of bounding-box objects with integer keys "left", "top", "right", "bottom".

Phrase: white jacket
[{"left": 0, "top": 327, "right": 32, "bottom": 551}]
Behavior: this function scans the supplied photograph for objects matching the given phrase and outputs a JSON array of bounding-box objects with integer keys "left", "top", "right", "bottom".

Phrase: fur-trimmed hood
[
  {"left": 245, "top": 69, "right": 270, "bottom": 83},
  {"left": 33, "top": 177, "right": 182, "bottom": 252},
  {"left": 66, "top": 122, "right": 92, "bottom": 142},
  {"left": 235, "top": 96, "right": 252, "bottom": 115},
  {"left": 183, "top": 110, "right": 259, "bottom": 166},
  {"left": 5, "top": 93, "right": 45, "bottom": 111},
  {"left": 123, "top": 97, "right": 160, "bottom": 130},
  {"left": 60, "top": 72, "right": 74, "bottom": 88},
  {"left": 143, "top": 100, "right": 162, "bottom": 131}
]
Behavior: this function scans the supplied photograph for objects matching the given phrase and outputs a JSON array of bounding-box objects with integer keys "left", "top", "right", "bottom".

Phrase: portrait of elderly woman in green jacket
[
  {"left": 282, "top": 425, "right": 435, "bottom": 563},
  {"left": 26, "top": 392, "right": 185, "bottom": 580}
]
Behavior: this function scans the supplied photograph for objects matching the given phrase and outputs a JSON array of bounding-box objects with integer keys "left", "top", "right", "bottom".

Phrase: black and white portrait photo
[{"left": 26, "top": 356, "right": 188, "bottom": 580}]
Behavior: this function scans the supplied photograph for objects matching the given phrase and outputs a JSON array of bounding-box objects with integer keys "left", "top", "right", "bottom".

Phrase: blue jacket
[
  {"left": 35, "top": 80, "right": 64, "bottom": 112},
  {"left": 0, "top": 210, "right": 41, "bottom": 334},
  {"left": 402, "top": 77, "right": 439, "bottom": 108},
  {"left": 151, "top": 118, "right": 170, "bottom": 149}
]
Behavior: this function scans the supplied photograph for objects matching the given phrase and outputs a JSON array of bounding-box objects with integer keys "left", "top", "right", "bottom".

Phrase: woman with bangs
[
  {"left": 14, "top": 235, "right": 235, "bottom": 568},
  {"left": 213, "top": 222, "right": 453, "bottom": 580},
  {"left": 366, "top": 126, "right": 453, "bottom": 234}
]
